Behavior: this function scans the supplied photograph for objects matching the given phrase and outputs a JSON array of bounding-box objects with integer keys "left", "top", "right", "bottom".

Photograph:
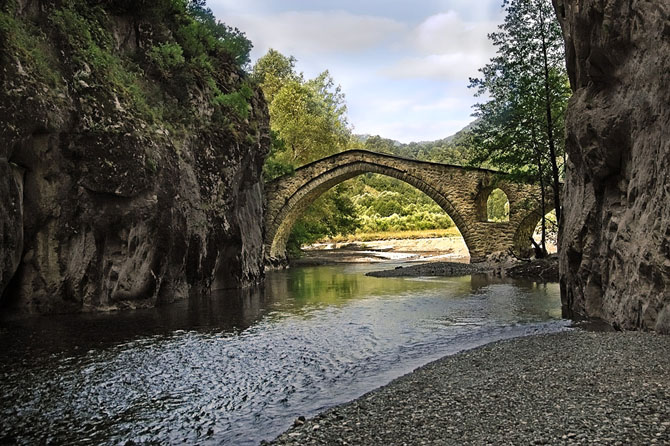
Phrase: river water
[{"left": 0, "top": 263, "right": 567, "bottom": 445}]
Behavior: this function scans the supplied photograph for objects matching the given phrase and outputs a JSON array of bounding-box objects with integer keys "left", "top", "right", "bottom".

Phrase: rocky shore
[
  {"left": 269, "top": 330, "right": 670, "bottom": 445},
  {"left": 365, "top": 261, "right": 491, "bottom": 278},
  {"left": 366, "top": 256, "right": 559, "bottom": 282}
]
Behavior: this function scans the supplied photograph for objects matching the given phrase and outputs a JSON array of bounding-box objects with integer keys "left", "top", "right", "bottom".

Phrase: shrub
[
  {"left": 213, "top": 83, "right": 253, "bottom": 118},
  {"left": 148, "top": 42, "right": 185, "bottom": 77}
]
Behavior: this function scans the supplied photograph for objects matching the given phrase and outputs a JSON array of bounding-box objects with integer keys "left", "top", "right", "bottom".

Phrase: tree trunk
[
  {"left": 532, "top": 126, "right": 548, "bottom": 257},
  {"left": 539, "top": 6, "right": 562, "bottom": 226},
  {"left": 539, "top": 167, "right": 548, "bottom": 257}
]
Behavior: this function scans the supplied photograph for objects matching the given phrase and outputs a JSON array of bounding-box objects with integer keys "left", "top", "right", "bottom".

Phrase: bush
[
  {"left": 148, "top": 42, "right": 185, "bottom": 77},
  {"left": 213, "top": 83, "right": 253, "bottom": 118}
]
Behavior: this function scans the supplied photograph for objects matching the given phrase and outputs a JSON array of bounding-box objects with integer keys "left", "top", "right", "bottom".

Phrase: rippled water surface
[{"left": 0, "top": 264, "right": 566, "bottom": 445}]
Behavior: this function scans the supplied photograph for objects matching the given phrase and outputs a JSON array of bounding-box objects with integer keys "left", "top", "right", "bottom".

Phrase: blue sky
[{"left": 208, "top": 0, "right": 505, "bottom": 143}]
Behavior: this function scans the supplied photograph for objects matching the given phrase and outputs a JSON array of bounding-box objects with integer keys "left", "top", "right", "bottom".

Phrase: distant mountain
[
  {"left": 353, "top": 134, "right": 402, "bottom": 147},
  {"left": 355, "top": 119, "right": 478, "bottom": 166},
  {"left": 409, "top": 119, "right": 479, "bottom": 145}
]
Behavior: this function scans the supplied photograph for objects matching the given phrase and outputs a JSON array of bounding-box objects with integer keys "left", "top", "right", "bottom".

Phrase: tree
[
  {"left": 253, "top": 50, "right": 358, "bottom": 251},
  {"left": 252, "top": 49, "right": 298, "bottom": 103},
  {"left": 267, "top": 73, "right": 349, "bottom": 165},
  {"left": 186, "top": 0, "right": 252, "bottom": 67},
  {"left": 469, "top": 0, "right": 570, "bottom": 255},
  {"left": 253, "top": 51, "right": 350, "bottom": 169}
]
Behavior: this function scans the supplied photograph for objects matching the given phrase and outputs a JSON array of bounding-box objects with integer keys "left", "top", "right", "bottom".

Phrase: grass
[{"left": 320, "top": 227, "right": 462, "bottom": 243}]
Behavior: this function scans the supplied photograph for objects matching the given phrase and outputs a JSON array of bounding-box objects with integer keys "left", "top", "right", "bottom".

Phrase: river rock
[
  {"left": 553, "top": 0, "right": 670, "bottom": 332},
  {"left": 0, "top": 2, "right": 270, "bottom": 312}
]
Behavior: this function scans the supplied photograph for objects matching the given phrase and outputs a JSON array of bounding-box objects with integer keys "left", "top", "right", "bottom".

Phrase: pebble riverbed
[{"left": 270, "top": 330, "right": 670, "bottom": 446}]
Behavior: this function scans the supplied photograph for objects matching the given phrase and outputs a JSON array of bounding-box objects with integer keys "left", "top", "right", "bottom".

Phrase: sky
[{"left": 207, "top": 0, "right": 506, "bottom": 143}]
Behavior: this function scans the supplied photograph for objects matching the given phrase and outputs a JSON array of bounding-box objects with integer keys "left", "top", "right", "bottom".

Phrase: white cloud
[
  {"left": 383, "top": 53, "right": 489, "bottom": 81},
  {"left": 367, "top": 98, "right": 416, "bottom": 114},
  {"left": 221, "top": 11, "right": 406, "bottom": 57},
  {"left": 383, "top": 11, "right": 498, "bottom": 81},
  {"left": 412, "top": 11, "right": 497, "bottom": 55},
  {"left": 411, "top": 96, "right": 463, "bottom": 112},
  {"left": 367, "top": 96, "right": 463, "bottom": 114}
]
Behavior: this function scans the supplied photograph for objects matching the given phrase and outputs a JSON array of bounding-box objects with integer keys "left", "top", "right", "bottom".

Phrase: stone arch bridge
[{"left": 264, "top": 150, "right": 553, "bottom": 264}]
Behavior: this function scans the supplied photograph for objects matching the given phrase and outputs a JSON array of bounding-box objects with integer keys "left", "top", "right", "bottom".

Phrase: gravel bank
[
  {"left": 366, "top": 257, "right": 560, "bottom": 282},
  {"left": 269, "top": 331, "right": 670, "bottom": 445},
  {"left": 365, "top": 261, "right": 491, "bottom": 278}
]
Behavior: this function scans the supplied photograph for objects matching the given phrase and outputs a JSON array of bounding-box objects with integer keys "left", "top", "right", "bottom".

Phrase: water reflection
[
  {"left": 0, "top": 286, "right": 272, "bottom": 360},
  {"left": 0, "top": 265, "right": 566, "bottom": 446}
]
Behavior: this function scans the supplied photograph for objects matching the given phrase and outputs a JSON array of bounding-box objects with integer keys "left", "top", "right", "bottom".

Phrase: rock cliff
[
  {"left": 554, "top": 0, "right": 670, "bottom": 332},
  {"left": 0, "top": 1, "right": 270, "bottom": 312}
]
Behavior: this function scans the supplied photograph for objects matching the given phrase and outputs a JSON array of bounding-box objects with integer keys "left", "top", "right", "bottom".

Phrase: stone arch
[
  {"left": 266, "top": 161, "right": 474, "bottom": 261},
  {"left": 512, "top": 202, "right": 557, "bottom": 258},
  {"left": 474, "top": 184, "right": 514, "bottom": 222},
  {"left": 265, "top": 150, "right": 553, "bottom": 265}
]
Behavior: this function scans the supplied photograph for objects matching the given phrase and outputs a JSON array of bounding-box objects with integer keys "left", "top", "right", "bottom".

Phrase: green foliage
[
  {"left": 252, "top": 49, "right": 299, "bottom": 102},
  {"left": 255, "top": 49, "right": 358, "bottom": 251},
  {"left": 468, "top": 0, "right": 570, "bottom": 170},
  {"left": 469, "top": 0, "right": 570, "bottom": 253},
  {"left": 255, "top": 50, "right": 351, "bottom": 166},
  {"left": 263, "top": 131, "right": 294, "bottom": 181},
  {"left": 267, "top": 74, "right": 350, "bottom": 165},
  {"left": 100, "top": 0, "right": 189, "bottom": 17},
  {"left": 286, "top": 185, "right": 360, "bottom": 256},
  {"left": 360, "top": 130, "right": 474, "bottom": 166},
  {"left": 187, "top": 0, "right": 252, "bottom": 67},
  {"left": 487, "top": 189, "right": 510, "bottom": 222},
  {"left": 214, "top": 83, "right": 254, "bottom": 118},
  {"left": 40, "top": 0, "right": 256, "bottom": 132},
  {"left": 357, "top": 212, "right": 454, "bottom": 233},
  {"left": 148, "top": 42, "right": 185, "bottom": 76},
  {"left": 347, "top": 174, "right": 455, "bottom": 233},
  {"left": 0, "top": 9, "right": 62, "bottom": 89},
  {"left": 365, "top": 191, "right": 405, "bottom": 217}
]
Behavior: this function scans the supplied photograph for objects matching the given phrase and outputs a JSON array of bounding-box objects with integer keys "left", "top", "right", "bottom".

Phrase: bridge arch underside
[
  {"left": 513, "top": 205, "right": 557, "bottom": 257},
  {"left": 265, "top": 162, "right": 475, "bottom": 262}
]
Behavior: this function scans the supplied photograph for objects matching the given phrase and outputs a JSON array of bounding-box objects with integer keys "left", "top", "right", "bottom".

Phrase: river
[{"left": 0, "top": 263, "right": 567, "bottom": 445}]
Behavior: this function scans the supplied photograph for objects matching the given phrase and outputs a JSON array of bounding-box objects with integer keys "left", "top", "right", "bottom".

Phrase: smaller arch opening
[
  {"left": 532, "top": 210, "right": 558, "bottom": 255},
  {"left": 486, "top": 188, "right": 510, "bottom": 222}
]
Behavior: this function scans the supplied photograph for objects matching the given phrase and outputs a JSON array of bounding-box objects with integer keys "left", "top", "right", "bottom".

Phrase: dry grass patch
[{"left": 321, "top": 228, "right": 462, "bottom": 243}]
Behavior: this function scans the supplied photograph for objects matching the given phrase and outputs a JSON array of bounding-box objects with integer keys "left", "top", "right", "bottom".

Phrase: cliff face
[
  {"left": 0, "top": 1, "right": 270, "bottom": 312},
  {"left": 553, "top": 0, "right": 670, "bottom": 332}
]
